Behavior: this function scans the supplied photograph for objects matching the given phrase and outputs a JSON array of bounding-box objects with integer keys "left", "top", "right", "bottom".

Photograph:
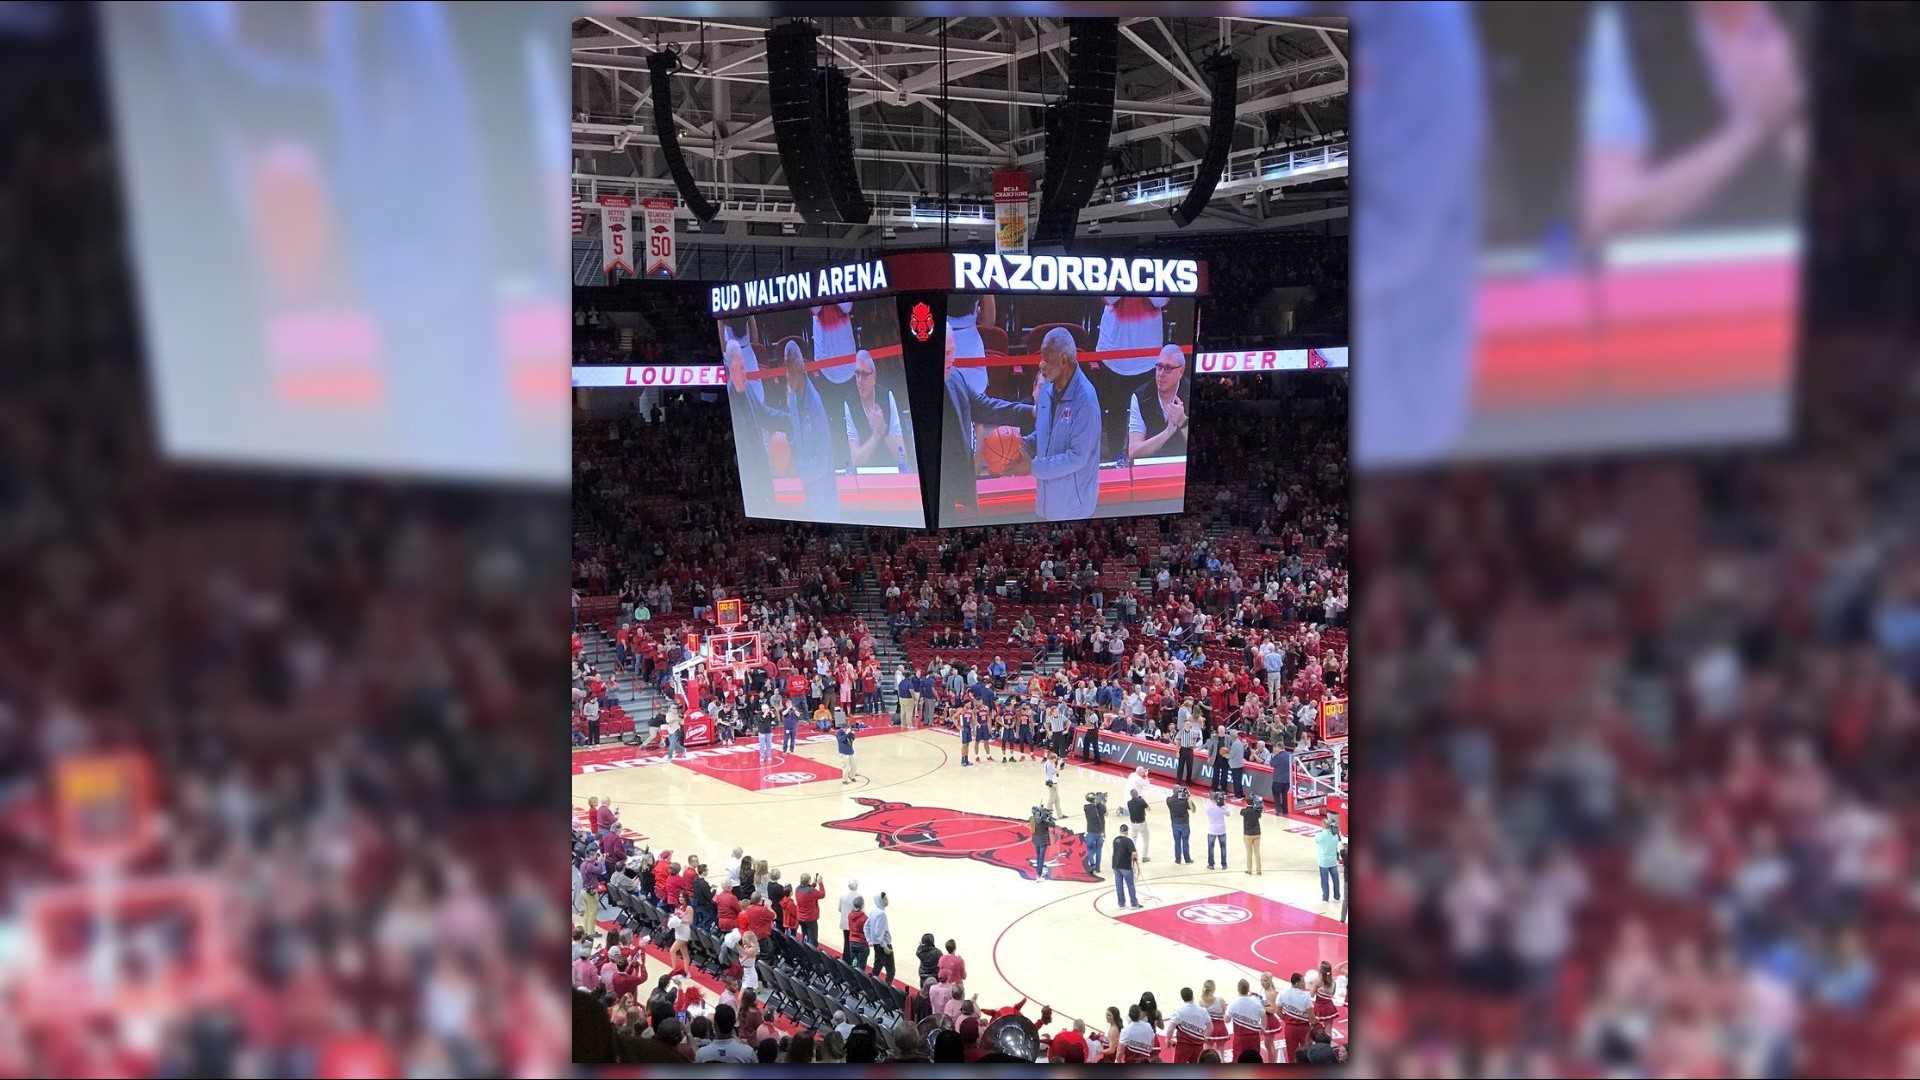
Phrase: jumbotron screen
[
  {"left": 718, "top": 298, "right": 926, "bottom": 529},
  {"left": 935, "top": 293, "right": 1196, "bottom": 528},
  {"left": 1357, "top": 0, "right": 1810, "bottom": 466}
]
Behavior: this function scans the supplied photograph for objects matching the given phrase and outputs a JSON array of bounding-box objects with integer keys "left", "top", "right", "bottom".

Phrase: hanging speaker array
[
  {"left": 646, "top": 48, "right": 720, "bottom": 223},
  {"left": 1169, "top": 50, "right": 1241, "bottom": 228},
  {"left": 1033, "top": 18, "right": 1119, "bottom": 247},
  {"left": 766, "top": 21, "right": 871, "bottom": 226}
]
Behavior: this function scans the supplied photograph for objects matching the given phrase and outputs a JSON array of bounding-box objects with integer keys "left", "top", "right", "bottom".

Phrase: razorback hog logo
[
  {"left": 909, "top": 302, "right": 934, "bottom": 343},
  {"left": 823, "top": 798, "right": 1100, "bottom": 883}
]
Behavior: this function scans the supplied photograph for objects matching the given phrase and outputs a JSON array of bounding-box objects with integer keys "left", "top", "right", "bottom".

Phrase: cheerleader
[
  {"left": 1226, "top": 979, "right": 1267, "bottom": 1063},
  {"left": 1259, "top": 972, "right": 1284, "bottom": 1064},
  {"left": 1102, "top": 1007, "right": 1125, "bottom": 1063},
  {"left": 1199, "top": 979, "right": 1230, "bottom": 1060},
  {"left": 738, "top": 930, "right": 761, "bottom": 993},
  {"left": 1312, "top": 960, "right": 1340, "bottom": 1036}
]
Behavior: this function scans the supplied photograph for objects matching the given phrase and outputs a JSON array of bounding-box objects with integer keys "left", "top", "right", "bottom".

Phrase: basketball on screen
[{"left": 983, "top": 426, "right": 1024, "bottom": 475}]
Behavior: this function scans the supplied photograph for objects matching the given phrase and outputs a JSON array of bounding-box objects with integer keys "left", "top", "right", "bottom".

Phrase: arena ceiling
[{"left": 571, "top": 14, "right": 1348, "bottom": 254}]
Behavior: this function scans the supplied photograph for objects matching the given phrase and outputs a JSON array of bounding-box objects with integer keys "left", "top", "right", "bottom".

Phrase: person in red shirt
[
  {"left": 779, "top": 892, "right": 799, "bottom": 937},
  {"left": 740, "top": 894, "right": 776, "bottom": 941},
  {"left": 846, "top": 896, "right": 870, "bottom": 970},
  {"left": 609, "top": 949, "right": 646, "bottom": 1000},
  {"left": 715, "top": 888, "right": 742, "bottom": 933},
  {"left": 652, "top": 851, "right": 674, "bottom": 901},
  {"left": 793, "top": 874, "right": 823, "bottom": 945},
  {"left": 1049, "top": 1020, "right": 1090, "bottom": 1063}
]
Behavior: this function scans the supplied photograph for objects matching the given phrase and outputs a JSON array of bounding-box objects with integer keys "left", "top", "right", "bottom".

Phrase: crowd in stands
[
  {"left": 571, "top": 807, "right": 1347, "bottom": 1063},
  {"left": 1185, "top": 231, "right": 1348, "bottom": 349}
]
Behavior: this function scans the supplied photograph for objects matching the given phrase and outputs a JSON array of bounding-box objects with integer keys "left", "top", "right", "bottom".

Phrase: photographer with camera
[
  {"left": 1082, "top": 791, "right": 1108, "bottom": 873},
  {"left": 1028, "top": 804, "right": 1056, "bottom": 880},
  {"left": 1167, "top": 785, "right": 1196, "bottom": 865}
]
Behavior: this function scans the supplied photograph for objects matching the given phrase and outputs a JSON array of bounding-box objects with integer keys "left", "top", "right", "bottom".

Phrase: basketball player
[
  {"left": 959, "top": 706, "right": 975, "bottom": 767},
  {"left": 1016, "top": 706, "right": 1035, "bottom": 760},
  {"left": 997, "top": 709, "right": 1015, "bottom": 763},
  {"left": 1023, "top": 329, "right": 1103, "bottom": 522},
  {"left": 1043, "top": 753, "right": 1063, "bottom": 817},
  {"left": 973, "top": 707, "right": 993, "bottom": 763},
  {"left": 1126, "top": 345, "right": 1191, "bottom": 461}
]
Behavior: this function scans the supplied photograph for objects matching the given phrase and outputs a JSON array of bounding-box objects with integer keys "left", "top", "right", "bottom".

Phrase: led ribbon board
[{"left": 951, "top": 253, "right": 1200, "bottom": 294}]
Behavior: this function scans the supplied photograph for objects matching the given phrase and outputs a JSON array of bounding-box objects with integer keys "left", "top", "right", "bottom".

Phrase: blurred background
[{"left": 3, "top": 0, "right": 1920, "bottom": 1077}]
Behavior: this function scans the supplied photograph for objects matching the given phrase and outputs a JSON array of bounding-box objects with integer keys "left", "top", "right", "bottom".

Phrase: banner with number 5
[
  {"left": 598, "top": 194, "right": 634, "bottom": 278},
  {"left": 643, "top": 196, "right": 677, "bottom": 279}
]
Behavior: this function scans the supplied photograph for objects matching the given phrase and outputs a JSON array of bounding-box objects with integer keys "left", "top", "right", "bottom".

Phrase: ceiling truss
[{"left": 572, "top": 15, "right": 1347, "bottom": 245}]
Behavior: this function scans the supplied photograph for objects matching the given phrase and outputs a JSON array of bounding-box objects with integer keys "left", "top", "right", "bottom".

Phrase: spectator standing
[
  {"left": 794, "top": 874, "right": 823, "bottom": 945},
  {"left": 1126, "top": 787, "right": 1151, "bottom": 864},
  {"left": 938, "top": 939, "right": 967, "bottom": 996},
  {"left": 1112, "top": 825, "right": 1142, "bottom": 909},
  {"left": 838, "top": 879, "right": 861, "bottom": 955},
  {"left": 867, "top": 892, "right": 896, "bottom": 982},
  {"left": 846, "top": 896, "right": 870, "bottom": 970}
]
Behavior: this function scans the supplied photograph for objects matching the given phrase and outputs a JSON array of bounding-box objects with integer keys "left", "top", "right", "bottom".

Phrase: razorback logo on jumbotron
[
  {"left": 908, "top": 302, "right": 934, "bottom": 343},
  {"left": 823, "top": 797, "right": 1100, "bottom": 883}
]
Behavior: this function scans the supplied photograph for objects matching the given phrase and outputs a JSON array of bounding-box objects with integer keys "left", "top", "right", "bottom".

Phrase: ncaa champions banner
[
  {"left": 993, "top": 169, "right": 1030, "bottom": 254},
  {"left": 598, "top": 194, "right": 634, "bottom": 277},
  {"left": 642, "top": 196, "right": 676, "bottom": 278}
]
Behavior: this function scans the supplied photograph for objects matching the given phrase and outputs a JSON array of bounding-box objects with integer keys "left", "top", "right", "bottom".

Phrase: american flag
[{"left": 572, "top": 192, "right": 583, "bottom": 236}]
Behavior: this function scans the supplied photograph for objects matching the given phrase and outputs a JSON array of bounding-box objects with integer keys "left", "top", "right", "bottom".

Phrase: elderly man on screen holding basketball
[{"left": 1022, "top": 327, "right": 1103, "bottom": 521}]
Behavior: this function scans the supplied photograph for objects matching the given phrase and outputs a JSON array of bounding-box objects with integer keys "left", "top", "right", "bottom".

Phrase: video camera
[{"left": 1030, "top": 806, "right": 1056, "bottom": 830}]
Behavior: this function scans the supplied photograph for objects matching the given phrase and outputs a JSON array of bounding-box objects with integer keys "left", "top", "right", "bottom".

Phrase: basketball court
[{"left": 572, "top": 721, "right": 1346, "bottom": 1038}]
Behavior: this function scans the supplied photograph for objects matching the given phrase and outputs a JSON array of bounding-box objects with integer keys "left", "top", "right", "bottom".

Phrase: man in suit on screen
[
  {"left": 941, "top": 328, "right": 1033, "bottom": 517},
  {"left": 732, "top": 339, "right": 840, "bottom": 516}
]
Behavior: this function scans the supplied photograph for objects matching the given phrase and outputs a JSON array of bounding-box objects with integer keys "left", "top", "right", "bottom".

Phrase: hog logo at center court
[
  {"left": 909, "top": 302, "right": 934, "bottom": 343},
  {"left": 822, "top": 797, "right": 1101, "bottom": 883}
]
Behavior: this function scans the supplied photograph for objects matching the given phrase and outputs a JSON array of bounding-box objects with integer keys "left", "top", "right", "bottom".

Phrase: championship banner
[
  {"left": 642, "top": 196, "right": 676, "bottom": 278},
  {"left": 598, "top": 194, "right": 634, "bottom": 277},
  {"left": 993, "top": 169, "right": 1030, "bottom": 254},
  {"left": 572, "top": 191, "right": 583, "bottom": 236}
]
